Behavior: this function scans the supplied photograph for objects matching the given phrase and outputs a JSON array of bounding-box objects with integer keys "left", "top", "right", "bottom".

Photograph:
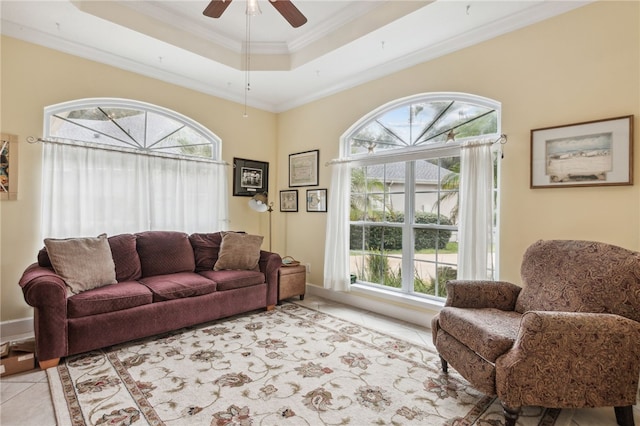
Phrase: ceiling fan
[{"left": 203, "top": 0, "right": 308, "bottom": 28}]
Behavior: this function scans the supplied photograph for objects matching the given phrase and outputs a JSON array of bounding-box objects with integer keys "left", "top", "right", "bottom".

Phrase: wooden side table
[{"left": 278, "top": 264, "right": 306, "bottom": 302}]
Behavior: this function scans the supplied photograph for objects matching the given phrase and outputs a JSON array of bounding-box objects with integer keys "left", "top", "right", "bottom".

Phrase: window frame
[
  {"left": 40, "top": 98, "right": 228, "bottom": 238},
  {"left": 342, "top": 92, "right": 502, "bottom": 304},
  {"left": 44, "top": 97, "right": 221, "bottom": 161}
]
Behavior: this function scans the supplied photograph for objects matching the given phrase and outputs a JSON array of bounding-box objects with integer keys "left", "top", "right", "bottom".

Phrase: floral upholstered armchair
[{"left": 431, "top": 240, "right": 640, "bottom": 426}]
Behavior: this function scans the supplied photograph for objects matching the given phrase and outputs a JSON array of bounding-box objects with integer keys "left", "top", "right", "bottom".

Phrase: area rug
[{"left": 47, "top": 303, "right": 564, "bottom": 426}]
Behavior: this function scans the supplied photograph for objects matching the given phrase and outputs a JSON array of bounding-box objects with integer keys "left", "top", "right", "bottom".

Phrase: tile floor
[{"left": 0, "top": 295, "right": 638, "bottom": 425}]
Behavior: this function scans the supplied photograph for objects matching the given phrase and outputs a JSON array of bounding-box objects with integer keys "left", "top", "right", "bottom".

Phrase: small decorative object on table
[{"left": 281, "top": 256, "right": 300, "bottom": 267}]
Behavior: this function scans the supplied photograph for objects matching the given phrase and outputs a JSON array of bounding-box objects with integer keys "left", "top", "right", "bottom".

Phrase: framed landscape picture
[
  {"left": 280, "top": 190, "right": 298, "bottom": 212},
  {"left": 306, "top": 188, "right": 327, "bottom": 212},
  {"left": 289, "top": 149, "right": 319, "bottom": 187},
  {"left": 233, "top": 157, "right": 269, "bottom": 196},
  {"left": 530, "top": 115, "right": 633, "bottom": 188}
]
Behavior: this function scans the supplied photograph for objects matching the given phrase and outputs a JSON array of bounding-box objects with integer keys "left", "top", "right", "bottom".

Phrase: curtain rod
[
  {"left": 325, "top": 134, "right": 507, "bottom": 166},
  {"left": 26, "top": 136, "right": 228, "bottom": 166},
  {"left": 493, "top": 134, "right": 508, "bottom": 145}
]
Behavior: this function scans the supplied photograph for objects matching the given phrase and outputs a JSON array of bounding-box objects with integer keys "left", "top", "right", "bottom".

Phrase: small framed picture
[
  {"left": 289, "top": 149, "right": 319, "bottom": 187},
  {"left": 233, "top": 157, "right": 269, "bottom": 196},
  {"left": 306, "top": 189, "right": 327, "bottom": 212},
  {"left": 280, "top": 190, "right": 298, "bottom": 212},
  {"left": 530, "top": 115, "right": 633, "bottom": 188},
  {"left": 0, "top": 133, "right": 18, "bottom": 201}
]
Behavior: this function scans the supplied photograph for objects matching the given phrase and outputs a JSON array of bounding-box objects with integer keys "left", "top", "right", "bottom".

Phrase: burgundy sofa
[{"left": 19, "top": 231, "right": 282, "bottom": 369}]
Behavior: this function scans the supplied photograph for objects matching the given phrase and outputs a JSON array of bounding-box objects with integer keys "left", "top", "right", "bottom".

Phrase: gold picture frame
[{"left": 530, "top": 115, "right": 633, "bottom": 188}]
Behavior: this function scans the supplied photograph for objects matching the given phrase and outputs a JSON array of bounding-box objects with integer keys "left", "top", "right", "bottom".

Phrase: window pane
[
  {"left": 47, "top": 104, "right": 216, "bottom": 159},
  {"left": 416, "top": 156, "right": 459, "bottom": 224},
  {"left": 413, "top": 230, "right": 458, "bottom": 298},
  {"left": 349, "top": 121, "right": 404, "bottom": 155},
  {"left": 416, "top": 104, "right": 496, "bottom": 145},
  {"left": 50, "top": 112, "right": 142, "bottom": 150},
  {"left": 349, "top": 225, "right": 402, "bottom": 290},
  {"left": 151, "top": 126, "right": 213, "bottom": 158},
  {"left": 453, "top": 111, "right": 498, "bottom": 139}
]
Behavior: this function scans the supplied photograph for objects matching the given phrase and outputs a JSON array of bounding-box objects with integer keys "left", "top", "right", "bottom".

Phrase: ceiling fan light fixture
[
  {"left": 203, "top": 0, "right": 306, "bottom": 28},
  {"left": 246, "top": 0, "right": 262, "bottom": 16}
]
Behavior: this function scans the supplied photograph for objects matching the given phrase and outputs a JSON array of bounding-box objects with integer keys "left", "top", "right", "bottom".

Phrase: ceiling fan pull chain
[{"left": 244, "top": 12, "right": 252, "bottom": 117}]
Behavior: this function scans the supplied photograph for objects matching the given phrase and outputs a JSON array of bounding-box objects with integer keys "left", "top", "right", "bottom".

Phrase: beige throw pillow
[
  {"left": 213, "top": 232, "right": 263, "bottom": 271},
  {"left": 44, "top": 233, "right": 117, "bottom": 295}
]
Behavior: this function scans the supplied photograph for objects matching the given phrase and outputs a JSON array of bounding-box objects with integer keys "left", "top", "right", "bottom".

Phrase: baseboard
[
  {"left": 305, "top": 284, "right": 439, "bottom": 329},
  {"left": 0, "top": 317, "right": 34, "bottom": 342}
]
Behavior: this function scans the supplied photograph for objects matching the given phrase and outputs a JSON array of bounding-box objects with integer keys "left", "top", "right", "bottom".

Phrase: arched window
[
  {"left": 328, "top": 93, "right": 500, "bottom": 303},
  {"left": 45, "top": 98, "right": 220, "bottom": 160},
  {"left": 41, "top": 98, "right": 228, "bottom": 238}
]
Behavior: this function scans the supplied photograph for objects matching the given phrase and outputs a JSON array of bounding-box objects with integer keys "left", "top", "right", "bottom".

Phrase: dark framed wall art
[
  {"left": 289, "top": 149, "right": 319, "bottom": 187},
  {"left": 530, "top": 115, "right": 633, "bottom": 188},
  {"left": 233, "top": 157, "right": 269, "bottom": 196},
  {"left": 280, "top": 190, "right": 298, "bottom": 212},
  {"left": 306, "top": 188, "right": 327, "bottom": 212}
]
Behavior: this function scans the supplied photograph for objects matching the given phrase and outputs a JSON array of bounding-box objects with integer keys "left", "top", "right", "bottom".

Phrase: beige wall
[
  {"left": 0, "top": 37, "right": 277, "bottom": 322},
  {"left": 277, "top": 1, "right": 639, "bottom": 298},
  {"left": 1, "top": 1, "right": 639, "bottom": 324}
]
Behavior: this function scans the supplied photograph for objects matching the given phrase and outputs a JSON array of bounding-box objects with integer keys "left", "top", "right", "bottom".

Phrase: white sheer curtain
[
  {"left": 323, "top": 160, "right": 352, "bottom": 292},
  {"left": 457, "top": 139, "right": 495, "bottom": 280},
  {"left": 41, "top": 142, "right": 228, "bottom": 239}
]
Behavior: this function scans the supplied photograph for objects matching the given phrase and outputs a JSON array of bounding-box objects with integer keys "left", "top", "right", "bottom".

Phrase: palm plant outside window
[{"left": 345, "top": 93, "right": 500, "bottom": 301}]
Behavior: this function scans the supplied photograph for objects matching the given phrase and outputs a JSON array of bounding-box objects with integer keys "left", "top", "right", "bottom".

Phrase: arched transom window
[
  {"left": 346, "top": 93, "right": 498, "bottom": 156},
  {"left": 45, "top": 98, "right": 220, "bottom": 160}
]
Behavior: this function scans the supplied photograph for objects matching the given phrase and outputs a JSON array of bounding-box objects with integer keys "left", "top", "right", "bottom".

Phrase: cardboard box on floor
[{"left": 0, "top": 339, "right": 36, "bottom": 377}]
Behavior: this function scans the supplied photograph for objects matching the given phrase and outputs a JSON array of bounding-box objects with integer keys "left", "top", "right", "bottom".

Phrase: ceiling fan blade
[
  {"left": 203, "top": 0, "right": 233, "bottom": 18},
  {"left": 269, "top": 0, "right": 307, "bottom": 28}
]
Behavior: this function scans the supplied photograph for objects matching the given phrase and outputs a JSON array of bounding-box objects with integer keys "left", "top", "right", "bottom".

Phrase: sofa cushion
[
  {"left": 189, "top": 232, "right": 223, "bottom": 272},
  {"left": 438, "top": 307, "right": 522, "bottom": 362},
  {"left": 213, "top": 232, "right": 263, "bottom": 271},
  {"left": 44, "top": 233, "right": 117, "bottom": 295},
  {"left": 135, "top": 231, "right": 195, "bottom": 277},
  {"left": 67, "top": 281, "right": 153, "bottom": 318},
  {"left": 199, "top": 270, "right": 265, "bottom": 291},
  {"left": 139, "top": 272, "right": 217, "bottom": 302}
]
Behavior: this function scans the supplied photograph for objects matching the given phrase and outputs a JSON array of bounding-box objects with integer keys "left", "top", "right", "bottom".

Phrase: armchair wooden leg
[
  {"left": 614, "top": 406, "right": 635, "bottom": 426},
  {"left": 501, "top": 402, "right": 520, "bottom": 426},
  {"left": 439, "top": 356, "right": 448, "bottom": 373}
]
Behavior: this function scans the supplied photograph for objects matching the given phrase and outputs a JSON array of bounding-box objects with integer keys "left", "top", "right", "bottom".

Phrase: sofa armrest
[
  {"left": 445, "top": 280, "right": 521, "bottom": 310},
  {"left": 496, "top": 311, "right": 640, "bottom": 408},
  {"left": 19, "top": 263, "right": 69, "bottom": 362},
  {"left": 259, "top": 250, "right": 282, "bottom": 307}
]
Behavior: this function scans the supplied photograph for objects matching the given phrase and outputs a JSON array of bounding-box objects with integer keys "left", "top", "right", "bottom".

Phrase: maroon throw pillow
[
  {"left": 189, "top": 232, "right": 224, "bottom": 272},
  {"left": 108, "top": 234, "right": 142, "bottom": 282},
  {"left": 135, "top": 231, "right": 195, "bottom": 277}
]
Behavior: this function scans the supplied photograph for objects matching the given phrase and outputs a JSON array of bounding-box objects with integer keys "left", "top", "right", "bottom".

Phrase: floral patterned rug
[{"left": 47, "top": 303, "right": 564, "bottom": 426}]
